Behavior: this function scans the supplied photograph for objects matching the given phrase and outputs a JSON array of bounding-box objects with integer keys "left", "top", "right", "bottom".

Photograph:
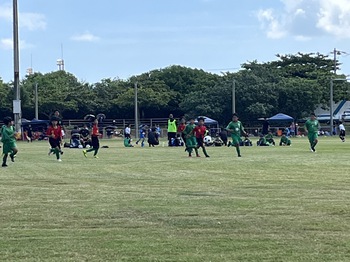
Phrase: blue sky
[{"left": 1, "top": 0, "right": 350, "bottom": 83}]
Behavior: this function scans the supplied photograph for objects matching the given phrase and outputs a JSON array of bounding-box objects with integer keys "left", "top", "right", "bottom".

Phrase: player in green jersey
[
  {"left": 183, "top": 118, "right": 199, "bottom": 157},
  {"left": 304, "top": 112, "right": 320, "bottom": 152},
  {"left": 1, "top": 117, "right": 19, "bottom": 167},
  {"left": 226, "top": 113, "right": 247, "bottom": 157},
  {"left": 279, "top": 134, "right": 291, "bottom": 146}
]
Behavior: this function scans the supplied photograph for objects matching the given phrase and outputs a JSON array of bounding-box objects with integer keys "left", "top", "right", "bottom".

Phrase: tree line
[{"left": 0, "top": 53, "right": 349, "bottom": 125}]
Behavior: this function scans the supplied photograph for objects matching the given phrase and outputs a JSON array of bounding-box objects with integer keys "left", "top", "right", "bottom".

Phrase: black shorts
[
  {"left": 340, "top": 130, "right": 346, "bottom": 136},
  {"left": 49, "top": 138, "right": 61, "bottom": 148},
  {"left": 125, "top": 134, "right": 131, "bottom": 139},
  {"left": 196, "top": 137, "right": 204, "bottom": 147},
  {"left": 91, "top": 136, "right": 100, "bottom": 149}
]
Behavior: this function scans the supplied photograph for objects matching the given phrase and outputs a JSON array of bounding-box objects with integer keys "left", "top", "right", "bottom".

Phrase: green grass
[{"left": 1, "top": 137, "right": 350, "bottom": 261}]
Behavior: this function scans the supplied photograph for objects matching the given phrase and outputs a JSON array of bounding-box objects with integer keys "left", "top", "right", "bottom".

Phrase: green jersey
[
  {"left": 280, "top": 136, "right": 290, "bottom": 144},
  {"left": 183, "top": 123, "right": 195, "bottom": 137},
  {"left": 1, "top": 125, "right": 16, "bottom": 143},
  {"left": 265, "top": 133, "right": 273, "bottom": 139},
  {"left": 226, "top": 121, "right": 244, "bottom": 136},
  {"left": 305, "top": 119, "right": 319, "bottom": 134}
]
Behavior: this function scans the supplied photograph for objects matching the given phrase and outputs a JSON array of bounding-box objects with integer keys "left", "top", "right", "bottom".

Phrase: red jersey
[
  {"left": 193, "top": 125, "right": 207, "bottom": 138},
  {"left": 46, "top": 125, "right": 62, "bottom": 140},
  {"left": 177, "top": 123, "right": 186, "bottom": 133},
  {"left": 91, "top": 124, "right": 99, "bottom": 137}
]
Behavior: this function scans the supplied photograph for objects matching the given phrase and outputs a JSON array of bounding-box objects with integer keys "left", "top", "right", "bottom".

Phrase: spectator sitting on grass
[
  {"left": 265, "top": 131, "right": 275, "bottom": 146},
  {"left": 279, "top": 134, "right": 291, "bottom": 146},
  {"left": 257, "top": 134, "right": 269, "bottom": 146}
]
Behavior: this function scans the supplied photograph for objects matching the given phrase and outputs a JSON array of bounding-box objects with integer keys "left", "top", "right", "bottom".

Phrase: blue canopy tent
[
  {"left": 194, "top": 116, "right": 219, "bottom": 128},
  {"left": 21, "top": 118, "right": 50, "bottom": 140},
  {"left": 267, "top": 113, "right": 294, "bottom": 136},
  {"left": 268, "top": 113, "right": 294, "bottom": 122}
]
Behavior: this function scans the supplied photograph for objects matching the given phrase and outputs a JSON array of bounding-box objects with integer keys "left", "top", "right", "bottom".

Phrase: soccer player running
[
  {"left": 183, "top": 118, "right": 199, "bottom": 157},
  {"left": 304, "top": 112, "right": 320, "bottom": 152},
  {"left": 193, "top": 117, "right": 210, "bottom": 157},
  {"left": 46, "top": 117, "right": 63, "bottom": 162},
  {"left": 1, "top": 117, "right": 18, "bottom": 167},
  {"left": 226, "top": 113, "right": 247, "bottom": 157},
  {"left": 83, "top": 118, "right": 100, "bottom": 158}
]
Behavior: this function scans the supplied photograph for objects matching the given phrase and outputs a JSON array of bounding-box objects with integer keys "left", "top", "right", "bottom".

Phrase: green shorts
[
  {"left": 231, "top": 134, "right": 241, "bottom": 146},
  {"left": 2, "top": 141, "right": 16, "bottom": 154},
  {"left": 186, "top": 136, "right": 197, "bottom": 148},
  {"left": 308, "top": 132, "right": 318, "bottom": 144}
]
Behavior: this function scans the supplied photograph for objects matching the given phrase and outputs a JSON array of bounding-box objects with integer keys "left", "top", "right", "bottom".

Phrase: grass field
[{"left": 1, "top": 136, "right": 350, "bottom": 261}]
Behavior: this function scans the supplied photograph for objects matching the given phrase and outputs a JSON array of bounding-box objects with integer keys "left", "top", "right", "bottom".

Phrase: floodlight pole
[
  {"left": 134, "top": 82, "right": 139, "bottom": 139},
  {"left": 13, "top": 0, "right": 21, "bottom": 132}
]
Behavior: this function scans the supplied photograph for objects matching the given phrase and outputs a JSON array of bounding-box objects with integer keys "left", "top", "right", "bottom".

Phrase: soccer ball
[
  {"left": 78, "top": 145, "right": 83, "bottom": 149},
  {"left": 86, "top": 144, "right": 91, "bottom": 149},
  {"left": 204, "top": 136, "right": 212, "bottom": 144}
]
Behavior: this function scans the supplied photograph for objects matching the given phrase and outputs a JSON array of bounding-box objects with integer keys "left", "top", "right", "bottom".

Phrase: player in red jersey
[
  {"left": 83, "top": 118, "right": 100, "bottom": 158},
  {"left": 46, "top": 117, "right": 63, "bottom": 161},
  {"left": 193, "top": 117, "right": 210, "bottom": 157}
]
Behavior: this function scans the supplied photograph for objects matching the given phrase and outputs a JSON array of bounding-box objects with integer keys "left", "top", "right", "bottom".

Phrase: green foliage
[{"left": 1, "top": 53, "right": 349, "bottom": 123}]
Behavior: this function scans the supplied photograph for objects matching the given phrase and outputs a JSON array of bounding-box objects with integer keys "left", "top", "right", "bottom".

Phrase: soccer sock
[
  {"left": 94, "top": 148, "right": 99, "bottom": 156},
  {"left": 236, "top": 146, "right": 241, "bottom": 156},
  {"left": 202, "top": 146, "right": 209, "bottom": 157},
  {"left": 194, "top": 148, "right": 199, "bottom": 156},
  {"left": 86, "top": 148, "right": 95, "bottom": 153},
  {"left": 54, "top": 148, "right": 60, "bottom": 159},
  {"left": 2, "top": 154, "right": 8, "bottom": 165}
]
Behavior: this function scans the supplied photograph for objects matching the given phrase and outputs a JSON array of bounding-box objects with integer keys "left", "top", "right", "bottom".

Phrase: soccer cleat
[
  {"left": 48, "top": 148, "right": 52, "bottom": 156},
  {"left": 10, "top": 155, "right": 15, "bottom": 162},
  {"left": 60, "top": 151, "right": 64, "bottom": 155},
  {"left": 205, "top": 155, "right": 210, "bottom": 158},
  {"left": 196, "top": 155, "right": 201, "bottom": 157},
  {"left": 57, "top": 159, "right": 62, "bottom": 162},
  {"left": 94, "top": 155, "right": 99, "bottom": 159},
  {"left": 2, "top": 163, "right": 8, "bottom": 167},
  {"left": 227, "top": 142, "right": 232, "bottom": 147},
  {"left": 238, "top": 154, "right": 242, "bottom": 157},
  {"left": 83, "top": 150, "right": 87, "bottom": 158}
]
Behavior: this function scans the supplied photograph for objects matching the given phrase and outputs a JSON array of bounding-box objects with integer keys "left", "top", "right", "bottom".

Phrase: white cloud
[
  {"left": 317, "top": 0, "right": 350, "bottom": 38},
  {"left": 0, "top": 3, "right": 12, "bottom": 21},
  {"left": 20, "top": 13, "right": 47, "bottom": 31},
  {"left": 0, "top": 3, "right": 46, "bottom": 31},
  {"left": 257, "top": 0, "right": 350, "bottom": 39},
  {"left": 0, "top": 38, "right": 34, "bottom": 50},
  {"left": 0, "top": 38, "right": 13, "bottom": 50},
  {"left": 71, "top": 32, "right": 100, "bottom": 42},
  {"left": 257, "top": 9, "right": 286, "bottom": 39}
]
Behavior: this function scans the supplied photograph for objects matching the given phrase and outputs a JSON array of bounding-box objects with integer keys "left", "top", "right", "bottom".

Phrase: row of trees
[{"left": 1, "top": 53, "right": 349, "bottom": 124}]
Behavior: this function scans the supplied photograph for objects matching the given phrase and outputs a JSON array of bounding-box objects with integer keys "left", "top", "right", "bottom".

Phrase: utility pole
[
  {"left": 35, "top": 83, "right": 38, "bottom": 119},
  {"left": 232, "top": 79, "right": 236, "bottom": 114},
  {"left": 331, "top": 48, "right": 348, "bottom": 75},
  {"left": 13, "top": 0, "right": 21, "bottom": 132},
  {"left": 134, "top": 82, "right": 139, "bottom": 139},
  {"left": 221, "top": 72, "right": 237, "bottom": 114}
]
